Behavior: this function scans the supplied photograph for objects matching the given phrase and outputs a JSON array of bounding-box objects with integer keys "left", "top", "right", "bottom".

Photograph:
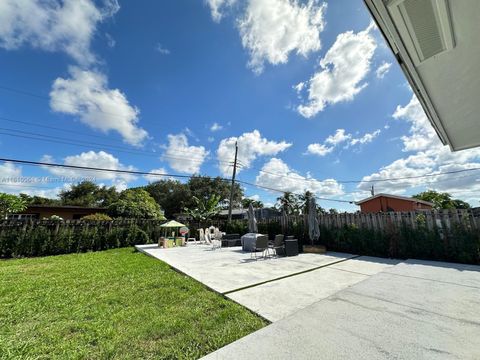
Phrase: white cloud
[
  {"left": 208, "top": 136, "right": 215, "bottom": 143},
  {"left": 297, "top": 22, "right": 377, "bottom": 117},
  {"left": 210, "top": 122, "right": 223, "bottom": 132},
  {"left": 0, "top": 0, "right": 119, "bottom": 66},
  {"left": 217, "top": 130, "right": 292, "bottom": 176},
  {"left": 0, "top": 162, "right": 67, "bottom": 198},
  {"left": 325, "top": 129, "right": 351, "bottom": 145},
  {"left": 349, "top": 129, "right": 381, "bottom": 146},
  {"left": 392, "top": 95, "right": 438, "bottom": 152},
  {"left": 306, "top": 128, "right": 380, "bottom": 156},
  {"left": 376, "top": 61, "right": 392, "bottom": 79},
  {"left": 105, "top": 33, "right": 116, "bottom": 48},
  {"left": 206, "top": 0, "right": 236, "bottom": 22},
  {"left": 41, "top": 151, "right": 137, "bottom": 184},
  {"left": 0, "top": 162, "right": 22, "bottom": 178},
  {"left": 156, "top": 43, "right": 170, "bottom": 55},
  {"left": 358, "top": 95, "right": 480, "bottom": 204},
  {"left": 50, "top": 66, "right": 148, "bottom": 146},
  {"left": 306, "top": 143, "right": 333, "bottom": 156},
  {"left": 238, "top": 0, "right": 327, "bottom": 74},
  {"left": 256, "top": 158, "right": 344, "bottom": 196},
  {"left": 164, "top": 134, "right": 209, "bottom": 174},
  {"left": 144, "top": 168, "right": 167, "bottom": 182}
]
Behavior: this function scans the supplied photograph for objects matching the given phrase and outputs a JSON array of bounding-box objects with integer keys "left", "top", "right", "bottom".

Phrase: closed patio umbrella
[
  {"left": 281, "top": 209, "right": 288, "bottom": 234},
  {"left": 247, "top": 203, "right": 258, "bottom": 233},
  {"left": 308, "top": 197, "right": 320, "bottom": 245}
]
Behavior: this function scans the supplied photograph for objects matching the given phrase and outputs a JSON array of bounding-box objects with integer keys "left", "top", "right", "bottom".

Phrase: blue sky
[{"left": 1, "top": 0, "right": 480, "bottom": 210}]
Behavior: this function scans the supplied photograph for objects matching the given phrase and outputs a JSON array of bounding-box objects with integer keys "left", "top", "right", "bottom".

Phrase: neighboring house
[
  {"left": 9, "top": 205, "right": 107, "bottom": 220},
  {"left": 355, "top": 194, "right": 433, "bottom": 213}
]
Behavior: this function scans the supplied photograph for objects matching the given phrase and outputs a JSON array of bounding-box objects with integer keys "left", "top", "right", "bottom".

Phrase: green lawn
[{"left": 0, "top": 248, "right": 266, "bottom": 359}]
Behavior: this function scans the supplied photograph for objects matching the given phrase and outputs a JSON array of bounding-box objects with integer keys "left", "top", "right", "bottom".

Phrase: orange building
[{"left": 355, "top": 194, "right": 433, "bottom": 213}]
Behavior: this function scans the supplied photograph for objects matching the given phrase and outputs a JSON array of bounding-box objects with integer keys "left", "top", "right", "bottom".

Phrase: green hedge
[
  {"left": 0, "top": 221, "right": 156, "bottom": 258},
  {"left": 321, "top": 223, "right": 480, "bottom": 265}
]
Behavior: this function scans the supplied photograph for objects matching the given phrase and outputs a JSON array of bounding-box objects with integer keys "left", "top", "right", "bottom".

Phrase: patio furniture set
[{"left": 242, "top": 233, "right": 298, "bottom": 259}]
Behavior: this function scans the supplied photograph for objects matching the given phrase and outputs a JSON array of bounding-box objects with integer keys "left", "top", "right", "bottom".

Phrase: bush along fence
[
  {"left": 318, "top": 209, "right": 480, "bottom": 265},
  {"left": 0, "top": 219, "right": 163, "bottom": 259},
  {"left": 194, "top": 210, "right": 480, "bottom": 264},
  {"left": 1, "top": 210, "right": 479, "bottom": 264}
]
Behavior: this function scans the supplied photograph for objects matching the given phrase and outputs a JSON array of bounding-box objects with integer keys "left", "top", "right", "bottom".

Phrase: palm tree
[
  {"left": 298, "top": 190, "right": 313, "bottom": 214},
  {"left": 276, "top": 192, "right": 300, "bottom": 215},
  {"left": 184, "top": 194, "right": 222, "bottom": 223}
]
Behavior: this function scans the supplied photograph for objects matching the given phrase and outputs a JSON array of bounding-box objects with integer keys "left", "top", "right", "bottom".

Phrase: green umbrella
[
  {"left": 160, "top": 220, "right": 187, "bottom": 239},
  {"left": 160, "top": 220, "right": 186, "bottom": 228}
]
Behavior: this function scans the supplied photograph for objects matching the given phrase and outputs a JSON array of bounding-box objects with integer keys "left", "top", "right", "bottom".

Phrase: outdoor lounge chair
[
  {"left": 268, "top": 234, "right": 285, "bottom": 257},
  {"left": 205, "top": 231, "right": 221, "bottom": 250},
  {"left": 251, "top": 235, "right": 268, "bottom": 260}
]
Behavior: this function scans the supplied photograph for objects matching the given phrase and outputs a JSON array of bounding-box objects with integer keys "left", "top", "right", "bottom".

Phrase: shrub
[
  {"left": 0, "top": 220, "right": 159, "bottom": 259},
  {"left": 81, "top": 213, "right": 113, "bottom": 221}
]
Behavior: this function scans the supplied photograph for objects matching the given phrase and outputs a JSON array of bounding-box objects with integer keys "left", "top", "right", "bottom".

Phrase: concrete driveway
[{"left": 204, "top": 259, "right": 480, "bottom": 360}]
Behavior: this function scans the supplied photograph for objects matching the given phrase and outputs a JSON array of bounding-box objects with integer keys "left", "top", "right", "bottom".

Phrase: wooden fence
[{"left": 317, "top": 209, "right": 480, "bottom": 233}]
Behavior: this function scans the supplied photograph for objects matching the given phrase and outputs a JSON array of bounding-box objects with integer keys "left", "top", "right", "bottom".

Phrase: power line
[
  {"left": 0, "top": 157, "right": 193, "bottom": 179},
  {"left": 244, "top": 160, "right": 480, "bottom": 185},
  {"left": 0, "top": 157, "right": 356, "bottom": 203},
  {"left": 0, "top": 115, "right": 127, "bottom": 142},
  {"left": 0, "top": 128, "right": 235, "bottom": 167},
  {"left": 0, "top": 84, "right": 132, "bottom": 121},
  {"left": 236, "top": 179, "right": 354, "bottom": 204}
]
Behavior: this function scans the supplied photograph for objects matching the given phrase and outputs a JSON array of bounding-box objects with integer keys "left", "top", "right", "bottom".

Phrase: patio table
[{"left": 241, "top": 233, "right": 265, "bottom": 251}]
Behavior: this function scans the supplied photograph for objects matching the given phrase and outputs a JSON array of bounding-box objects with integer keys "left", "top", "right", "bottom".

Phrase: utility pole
[
  {"left": 371, "top": 184, "right": 375, "bottom": 196},
  {"left": 227, "top": 141, "right": 238, "bottom": 224}
]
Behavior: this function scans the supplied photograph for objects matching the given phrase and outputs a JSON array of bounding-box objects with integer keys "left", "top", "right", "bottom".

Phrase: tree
[
  {"left": 241, "top": 198, "right": 264, "bottom": 209},
  {"left": 0, "top": 193, "right": 27, "bottom": 219},
  {"left": 59, "top": 181, "right": 119, "bottom": 207},
  {"left": 413, "top": 190, "right": 471, "bottom": 210},
  {"left": 298, "top": 191, "right": 313, "bottom": 214},
  {"left": 184, "top": 194, "right": 222, "bottom": 222},
  {"left": 108, "top": 189, "right": 165, "bottom": 219},
  {"left": 143, "top": 180, "right": 191, "bottom": 218},
  {"left": 19, "top": 193, "right": 60, "bottom": 206},
  {"left": 187, "top": 176, "right": 243, "bottom": 209},
  {"left": 276, "top": 192, "right": 301, "bottom": 215},
  {"left": 328, "top": 208, "right": 339, "bottom": 214}
]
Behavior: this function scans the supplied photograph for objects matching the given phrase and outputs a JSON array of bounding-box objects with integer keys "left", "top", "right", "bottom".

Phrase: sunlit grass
[{"left": 0, "top": 248, "right": 266, "bottom": 359}]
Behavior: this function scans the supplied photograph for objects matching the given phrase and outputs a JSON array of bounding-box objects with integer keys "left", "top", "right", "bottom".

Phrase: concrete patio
[
  {"left": 135, "top": 244, "right": 398, "bottom": 321},
  {"left": 136, "top": 243, "right": 480, "bottom": 359},
  {"left": 204, "top": 259, "right": 480, "bottom": 360}
]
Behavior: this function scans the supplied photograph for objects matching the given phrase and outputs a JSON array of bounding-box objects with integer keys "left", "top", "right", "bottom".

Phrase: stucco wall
[{"left": 360, "top": 197, "right": 432, "bottom": 213}]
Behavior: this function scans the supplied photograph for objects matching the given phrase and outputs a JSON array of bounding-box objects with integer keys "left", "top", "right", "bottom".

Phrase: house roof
[
  {"left": 364, "top": 0, "right": 480, "bottom": 151},
  {"left": 355, "top": 193, "right": 434, "bottom": 207}
]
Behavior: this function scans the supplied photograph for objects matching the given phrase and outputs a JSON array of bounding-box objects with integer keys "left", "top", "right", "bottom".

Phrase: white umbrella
[
  {"left": 281, "top": 209, "right": 288, "bottom": 234},
  {"left": 247, "top": 203, "right": 258, "bottom": 233},
  {"left": 308, "top": 197, "right": 320, "bottom": 245}
]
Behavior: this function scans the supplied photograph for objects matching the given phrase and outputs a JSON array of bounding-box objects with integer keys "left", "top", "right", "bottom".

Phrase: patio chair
[
  {"left": 268, "top": 234, "right": 285, "bottom": 257},
  {"left": 285, "top": 235, "right": 295, "bottom": 240},
  {"left": 251, "top": 235, "right": 269, "bottom": 260},
  {"left": 198, "top": 228, "right": 204, "bottom": 244},
  {"left": 204, "top": 230, "right": 212, "bottom": 244}
]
